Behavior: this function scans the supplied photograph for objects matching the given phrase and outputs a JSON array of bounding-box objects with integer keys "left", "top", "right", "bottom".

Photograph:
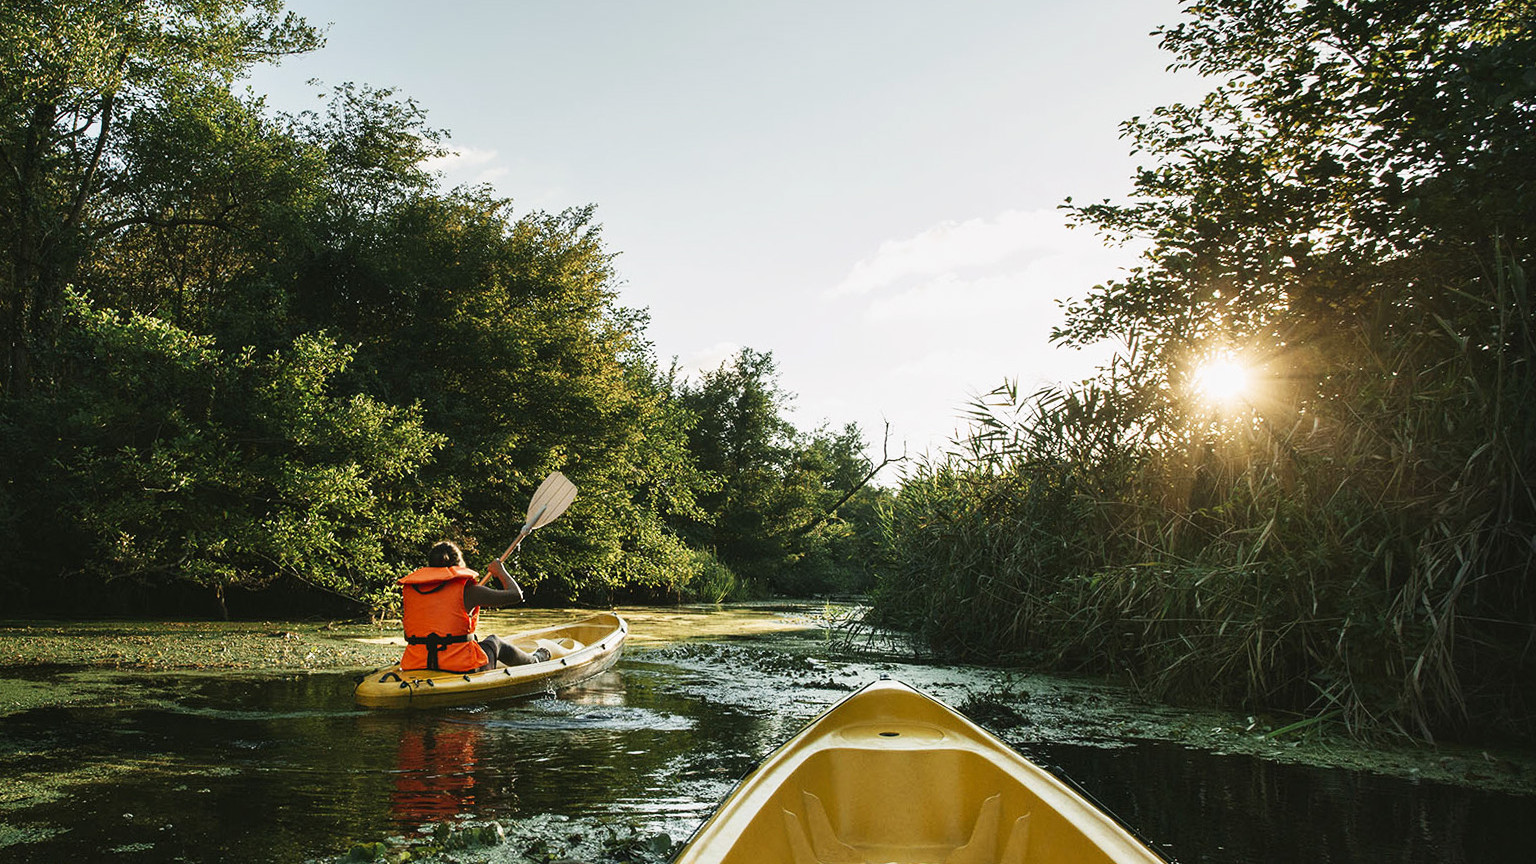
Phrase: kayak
[
  {"left": 673, "top": 677, "right": 1164, "bottom": 864},
  {"left": 353, "top": 612, "right": 627, "bottom": 709}
]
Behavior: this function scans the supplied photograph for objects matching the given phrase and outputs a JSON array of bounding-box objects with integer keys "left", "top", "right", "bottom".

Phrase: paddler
[{"left": 398, "top": 540, "right": 549, "bottom": 671}]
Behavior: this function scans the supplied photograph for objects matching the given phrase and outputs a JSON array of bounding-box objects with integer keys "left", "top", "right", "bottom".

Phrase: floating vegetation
[
  {"left": 0, "top": 822, "right": 67, "bottom": 849},
  {"left": 342, "top": 816, "right": 678, "bottom": 864}
]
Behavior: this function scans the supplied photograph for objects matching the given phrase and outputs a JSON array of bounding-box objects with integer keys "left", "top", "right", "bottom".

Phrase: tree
[
  {"left": 1, "top": 3, "right": 716, "bottom": 612},
  {"left": 0, "top": 0, "right": 320, "bottom": 393},
  {"left": 1045, "top": 0, "right": 1536, "bottom": 738},
  {"left": 2, "top": 291, "right": 447, "bottom": 616},
  {"left": 1058, "top": 0, "right": 1536, "bottom": 376},
  {"left": 676, "top": 348, "right": 885, "bottom": 595},
  {"left": 870, "top": 0, "right": 1535, "bottom": 742},
  {"left": 264, "top": 107, "right": 715, "bottom": 598}
]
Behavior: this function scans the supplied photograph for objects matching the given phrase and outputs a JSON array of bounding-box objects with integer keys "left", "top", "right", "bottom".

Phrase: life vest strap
[{"left": 405, "top": 632, "right": 471, "bottom": 670}]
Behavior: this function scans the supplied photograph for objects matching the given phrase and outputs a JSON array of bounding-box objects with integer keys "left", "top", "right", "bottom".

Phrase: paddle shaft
[
  {"left": 498, "top": 525, "right": 533, "bottom": 562},
  {"left": 482, "top": 472, "right": 577, "bottom": 582}
]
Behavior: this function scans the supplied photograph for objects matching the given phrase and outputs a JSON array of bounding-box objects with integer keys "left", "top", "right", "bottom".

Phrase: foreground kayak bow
[{"left": 674, "top": 676, "right": 1164, "bottom": 864}]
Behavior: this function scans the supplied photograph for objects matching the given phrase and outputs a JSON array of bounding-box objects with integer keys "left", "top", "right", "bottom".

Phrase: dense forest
[
  {"left": 871, "top": 0, "right": 1536, "bottom": 744},
  {"left": 4, "top": 0, "right": 1533, "bottom": 744},
  {"left": 0, "top": 0, "right": 886, "bottom": 617}
]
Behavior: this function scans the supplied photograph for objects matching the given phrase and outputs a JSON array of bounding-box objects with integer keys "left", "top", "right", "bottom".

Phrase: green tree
[
  {"left": 875, "top": 0, "right": 1536, "bottom": 741},
  {"left": 1052, "top": 0, "right": 1536, "bottom": 737},
  {"left": 1058, "top": 0, "right": 1535, "bottom": 378},
  {"left": 0, "top": 0, "right": 320, "bottom": 392},
  {"left": 676, "top": 348, "right": 884, "bottom": 595},
  {"left": 266, "top": 112, "right": 712, "bottom": 599},
  {"left": 676, "top": 348, "right": 796, "bottom": 574},
  {"left": 3, "top": 292, "right": 446, "bottom": 615},
  {"left": 785, "top": 423, "right": 894, "bottom": 596},
  {"left": 2, "top": 3, "right": 715, "bottom": 612}
]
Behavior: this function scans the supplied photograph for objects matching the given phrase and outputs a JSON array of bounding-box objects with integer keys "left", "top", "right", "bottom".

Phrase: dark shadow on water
[
  {"left": 1010, "top": 738, "right": 1530, "bottom": 864},
  {"left": 1, "top": 655, "right": 1532, "bottom": 863}
]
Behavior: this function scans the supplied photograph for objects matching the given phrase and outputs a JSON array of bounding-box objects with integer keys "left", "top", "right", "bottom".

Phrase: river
[{"left": 1, "top": 605, "right": 1532, "bottom": 863}]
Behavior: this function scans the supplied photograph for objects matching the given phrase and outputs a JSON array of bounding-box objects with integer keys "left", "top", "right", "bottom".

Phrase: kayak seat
[
  {"left": 777, "top": 751, "right": 1036, "bottom": 864},
  {"left": 532, "top": 637, "right": 583, "bottom": 659}
]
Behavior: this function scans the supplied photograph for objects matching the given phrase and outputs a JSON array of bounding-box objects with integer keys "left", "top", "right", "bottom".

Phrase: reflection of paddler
[
  {"left": 399, "top": 541, "right": 547, "bottom": 671},
  {"left": 390, "top": 719, "right": 484, "bottom": 822}
]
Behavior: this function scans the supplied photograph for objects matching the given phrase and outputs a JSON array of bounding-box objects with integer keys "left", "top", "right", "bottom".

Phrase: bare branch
[
  {"left": 91, "top": 202, "right": 243, "bottom": 236},
  {"left": 795, "top": 421, "right": 908, "bottom": 537},
  {"left": 65, "top": 90, "right": 114, "bottom": 230}
]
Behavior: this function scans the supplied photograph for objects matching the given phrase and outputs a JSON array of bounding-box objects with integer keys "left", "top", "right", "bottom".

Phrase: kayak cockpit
[{"left": 674, "top": 679, "right": 1163, "bottom": 864}]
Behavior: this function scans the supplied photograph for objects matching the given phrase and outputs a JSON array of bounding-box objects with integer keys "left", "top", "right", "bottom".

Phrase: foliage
[
  {"left": 0, "top": 0, "right": 320, "bottom": 393},
  {"left": 873, "top": 0, "right": 1536, "bottom": 742},
  {"left": 0, "top": 0, "right": 881, "bottom": 614},
  {"left": 675, "top": 348, "right": 887, "bottom": 597},
  {"left": 263, "top": 95, "right": 717, "bottom": 598},
  {"left": 871, "top": 386, "right": 1119, "bottom": 656},
  {"left": 674, "top": 548, "right": 740, "bottom": 605},
  {"left": 1, "top": 292, "right": 446, "bottom": 613}
]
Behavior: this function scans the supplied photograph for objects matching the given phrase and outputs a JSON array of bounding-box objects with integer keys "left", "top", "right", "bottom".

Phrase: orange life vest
[{"left": 398, "top": 566, "right": 490, "bottom": 671}]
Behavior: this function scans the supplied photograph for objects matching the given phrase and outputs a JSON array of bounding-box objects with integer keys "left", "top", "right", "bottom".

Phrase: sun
[{"left": 1193, "top": 356, "right": 1251, "bottom": 406}]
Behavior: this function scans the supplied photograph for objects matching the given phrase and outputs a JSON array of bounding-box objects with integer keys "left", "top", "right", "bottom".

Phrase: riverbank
[
  {"left": 3, "top": 607, "right": 1535, "bottom": 864},
  {"left": 0, "top": 618, "right": 398, "bottom": 672},
  {"left": 0, "top": 605, "right": 827, "bottom": 673},
  {"left": 2, "top": 609, "right": 1533, "bottom": 798}
]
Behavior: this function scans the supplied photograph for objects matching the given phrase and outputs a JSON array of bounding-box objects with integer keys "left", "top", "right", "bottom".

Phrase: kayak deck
[
  {"left": 674, "top": 677, "right": 1164, "bottom": 864},
  {"left": 353, "top": 612, "right": 626, "bottom": 709}
]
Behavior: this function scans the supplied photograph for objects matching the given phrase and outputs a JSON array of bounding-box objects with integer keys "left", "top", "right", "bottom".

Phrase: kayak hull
[
  {"left": 353, "top": 612, "right": 626, "bottom": 709},
  {"left": 673, "top": 677, "right": 1164, "bottom": 864}
]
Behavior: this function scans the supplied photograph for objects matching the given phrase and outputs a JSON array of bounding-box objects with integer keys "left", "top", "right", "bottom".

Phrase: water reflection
[
  {"left": 388, "top": 717, "right": 487, "bottom": 825},
  {"left": 1021, "top": 739, "right": 1532, "bottom": 864}
]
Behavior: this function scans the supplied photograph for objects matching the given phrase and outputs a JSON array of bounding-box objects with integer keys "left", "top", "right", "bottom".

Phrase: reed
[{"left": 873, "top": 248, "right": 1536, "bottom": 742}]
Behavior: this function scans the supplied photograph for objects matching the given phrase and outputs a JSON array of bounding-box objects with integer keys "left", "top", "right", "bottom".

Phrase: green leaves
[
  {"left": 3, "top": 292, "right": 448, "bottom": 610},
  {"left": 874, "top": 0, "right": 1536, "bottom": 742},
  {"left": 0, "top": 1, "right": 885, "bottom": 616},
  {"left": 673, "top": 349, "right": 883, "bottom": 596},
  {"left": 1, "top": 1, "right": 323, "bottom": 390}
]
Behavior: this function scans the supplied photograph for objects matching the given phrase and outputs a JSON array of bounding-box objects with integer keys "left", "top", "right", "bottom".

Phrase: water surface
[{"left": 0, "top": 607, "right": 1529, "bottom": 863}]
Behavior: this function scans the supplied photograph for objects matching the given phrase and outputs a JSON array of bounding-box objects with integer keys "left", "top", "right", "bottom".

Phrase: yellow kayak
[
  {"left": 353, "top": 612, "right": 627, "bottom": 709},
  {"left": 674, "top": 677, "right": 1164, "bottom": 864}
]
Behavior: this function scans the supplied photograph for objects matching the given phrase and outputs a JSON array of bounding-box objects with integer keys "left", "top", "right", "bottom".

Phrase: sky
[{"left": 245, "top": 1, "right": 1209, "bottom": 463}]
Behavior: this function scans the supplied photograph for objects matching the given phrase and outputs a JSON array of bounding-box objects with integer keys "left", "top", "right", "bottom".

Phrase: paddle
[{"left": 496, "top": 471, "right": 578, "bottom": 563}]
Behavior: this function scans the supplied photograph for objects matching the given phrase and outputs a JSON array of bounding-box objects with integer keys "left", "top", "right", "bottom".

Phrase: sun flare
[{"left": 1193, "top": 357, "right": 1251, "bottom": 405}]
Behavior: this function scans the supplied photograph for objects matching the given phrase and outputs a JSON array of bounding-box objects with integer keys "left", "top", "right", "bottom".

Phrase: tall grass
[{"left": 873, "top": 248, "right": 1536, "bottom": 742}]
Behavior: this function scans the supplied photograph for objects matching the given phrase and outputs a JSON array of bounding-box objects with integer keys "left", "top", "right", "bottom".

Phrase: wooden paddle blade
[
  {"left": 524, "top": 471, "right": 577, "bottom": 531},
  {"left": 497, "top": 472, "right": 578, "bottom": 561}
]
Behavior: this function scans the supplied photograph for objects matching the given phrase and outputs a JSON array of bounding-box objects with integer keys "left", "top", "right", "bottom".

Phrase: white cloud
[
  {"left": 865, "top": 270, "right": 1058, "bottom": 323},
  {"left": 422, "top": 147, "right": 519, "bottom": 188},
  {"left": 828, "top": 209, "right": 1083, "bottom": 298},
  {"left": 470, "top": 166, "right": 510, "bottom": 184},
  {"left": 677, "top": 341, "right": 742, "bottom": 381},
  {"left": 809, "top": 209, "right": 1141, "bottom": 455},
  {"left": 422, "top": 145, "right": 570, "bottom": 209},
  {"left": 424, "top": 146, "right": 499, "bottom": 173}
]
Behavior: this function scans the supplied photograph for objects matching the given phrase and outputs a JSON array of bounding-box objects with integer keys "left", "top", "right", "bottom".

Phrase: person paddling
[{"left": 398, "top": 541, "right": 548, "bottom": 671}]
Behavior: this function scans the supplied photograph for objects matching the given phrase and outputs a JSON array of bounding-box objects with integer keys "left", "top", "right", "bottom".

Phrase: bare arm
[{"left": 463, "top": 558, "right": 525, "bottom": 610}]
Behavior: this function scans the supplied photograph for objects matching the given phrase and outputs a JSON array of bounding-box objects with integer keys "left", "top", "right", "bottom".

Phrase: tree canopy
[
  {"left": 0, "top": 0, "right": 881, "bottom": 616},
  {"left": 674, "top": 348, "right": 889, "bottom": 596},
  {"left": 874, "top": 0, "right": 1536, "bottom": 742}
]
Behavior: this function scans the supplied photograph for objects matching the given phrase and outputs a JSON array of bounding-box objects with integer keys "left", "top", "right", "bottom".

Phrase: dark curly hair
[{"left": 427, "top": 540, "right": 465, "bottom": 568}]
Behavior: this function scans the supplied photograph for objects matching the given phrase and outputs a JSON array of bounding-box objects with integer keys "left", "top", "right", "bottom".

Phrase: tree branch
[
  {"left": 65, "top": 89, "right": 114, "bottom": 230},
  {"left": 795, "top": 421, "right": 907, "bottom": 537},
  {"left": 92, "top": 202, "right": 243, "bottom": 236}
]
